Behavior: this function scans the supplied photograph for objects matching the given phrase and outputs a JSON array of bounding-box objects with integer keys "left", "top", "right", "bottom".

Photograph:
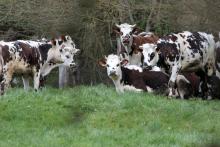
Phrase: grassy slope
[{"left": 0, "top": 85, "right": 220, "bottom": 147}]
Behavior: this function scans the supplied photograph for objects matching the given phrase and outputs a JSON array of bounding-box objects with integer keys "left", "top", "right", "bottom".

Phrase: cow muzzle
[
  {"left": 109, "top": 71, "right": 118, "bottom": 80},
  {"left": 143, "top": 63, "right": 152, "bottom": 70},
  {"left": 74, "top": 49, "right": 81, "bottom": 55},
  {"left": 70, "top": 63, "right": 77, "bottom": 69},
  {"left": 122, "top": 38, "right": 130, "bottom": 45}
]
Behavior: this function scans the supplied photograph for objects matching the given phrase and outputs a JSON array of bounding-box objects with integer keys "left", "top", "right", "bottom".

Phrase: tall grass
[{"left": 0, "top": 85, "right": 220, "bottom": 147}]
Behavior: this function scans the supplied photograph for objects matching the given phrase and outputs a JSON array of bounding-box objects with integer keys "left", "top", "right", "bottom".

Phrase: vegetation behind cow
[{"left": 1, "top": 0, "right": 220, "bottom": 86}]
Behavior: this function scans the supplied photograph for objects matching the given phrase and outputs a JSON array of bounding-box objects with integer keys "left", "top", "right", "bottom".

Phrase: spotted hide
[
  {"left": 141, "top": 31, "right": 216, "bottom": 99},
  {"left": 0, "top": 35, "right": 80, "bottom": 95},
  {"left": 98, "top": 54, "right": 169, "bottom": 93}
]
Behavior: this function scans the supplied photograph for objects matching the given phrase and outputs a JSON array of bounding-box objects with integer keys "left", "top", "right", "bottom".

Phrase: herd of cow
[
  {"left": 0, "top": 35, "right": 80, "bottom": 95},
  {"left": 98, "top": 23, "right": 220, "bottom": 100},
  {"left": 0, "top": 23, "right": 220, "bottom": 100}
]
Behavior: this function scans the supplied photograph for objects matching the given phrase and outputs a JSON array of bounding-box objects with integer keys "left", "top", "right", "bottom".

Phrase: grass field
[{"left": 0, "top": 84, "right": 220, "bottom": 147}]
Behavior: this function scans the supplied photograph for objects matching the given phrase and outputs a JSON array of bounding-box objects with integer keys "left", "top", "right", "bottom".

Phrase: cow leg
[
  {"left": 0, "top": 68, "right": 13, "bottom": 95},
  {"left": 22, "top": 76, "right": 30, "bottom": 91},
  {"left": 168, "top": 65, "right": 180, "bottom": 98},
  {"left": 33, "top": 72, "right": 41, "bottom": 92},
  {"left": 196, "top": 70, "right": 208, "bottom": 99},
  {"left": 39, "top": 75, "right": 46, "bottom": 88}
]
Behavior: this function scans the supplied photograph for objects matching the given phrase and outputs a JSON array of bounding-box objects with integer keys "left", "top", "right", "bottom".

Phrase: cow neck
[
  {"left": 157, "top": 52, "right": 170, "bottom": 73},
  {"left": 111, "top": 67, "right": 124, "bottom": 93},
  {"left": 38, "top": 43, "right": 52, "bottom": 64}
]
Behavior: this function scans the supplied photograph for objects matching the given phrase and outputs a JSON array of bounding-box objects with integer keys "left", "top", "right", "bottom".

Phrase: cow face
[
  {"left": 140, "top": 43, "right": 158, "bottom": 68},
  {"left": 115, "top": 23, "right": 136, "bottom": 46},
  {"left": 59, "top": 35, "right": 80, "bottom": 67},
  {"left": 47, "top": 39, "right": 75, "bottom": 67},
  {"left": 98, "top": 54, "right": 128, "bottom": 80},
  {"left": 59, "top": 46, "right": 79, "bottom": 68}
]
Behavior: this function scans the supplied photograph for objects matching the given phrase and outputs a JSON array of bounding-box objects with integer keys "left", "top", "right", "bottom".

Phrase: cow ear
[
  {"left": 98, "top": 58, "right": 107, "bottom": 67},
  {"left": 61, "top": 35, "right": 67, "bottom": 42},
  {"left": 65, "top": 35, "right": 71, "bottom": 41},
  {"left": 112, "top": 25, "right": 121, "bottom": 36},
  {"left": 51, "top": 38, "right": 56, "bottom": 46},
  {"left": 156, "top": 47, "right": 161, "bottom": 54},
  {"left": 121, "top": 59, "right": 128, "bottom": 66}
]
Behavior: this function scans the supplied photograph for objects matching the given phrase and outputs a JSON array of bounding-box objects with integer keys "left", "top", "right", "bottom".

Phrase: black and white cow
[
  {"left": 98, "top": 54, "right": 169, "bottom": 93},
  {"left": 141, "top": 31, "right": 216, "bottom": 99},
  {"left": 0, "top": 35, "right": 79, "bottom": 95}
]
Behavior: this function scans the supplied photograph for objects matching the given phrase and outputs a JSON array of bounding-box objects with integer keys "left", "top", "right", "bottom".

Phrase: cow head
[
  {"left": 59, "top": 35, "right": 80, "bottom": 67},
  {"left": 139, "top": 43, "right": 159, "bottom": 68},
  {"left": 98, "top": 54, "right": 128, "bottom": 81},
  {"left": 114, "top": 23, "right": 137, "bottom": 47},
  {"left": 48, "top": 38, "right": 78, "bottom": 68}
]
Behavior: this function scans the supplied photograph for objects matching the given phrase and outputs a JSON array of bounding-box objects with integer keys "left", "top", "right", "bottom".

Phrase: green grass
[{"left": 0, "top": 84, "right": 220, "bottom": 147}]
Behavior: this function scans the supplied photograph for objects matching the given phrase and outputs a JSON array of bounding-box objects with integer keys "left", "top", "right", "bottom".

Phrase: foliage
[{"left": 0, "top": 85, "right": 220, "bottom": 146}]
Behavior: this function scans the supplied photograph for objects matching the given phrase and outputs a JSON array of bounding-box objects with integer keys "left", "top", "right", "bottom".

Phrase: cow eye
[
  {"left": 59, "top": 49, "right": 63, "bottom": 52},
  {"left": 150, "top": 52, "right": 155, "bottom": 59},
  {"left": 116, "top": 64, "right": 119, "bottom": 67}
]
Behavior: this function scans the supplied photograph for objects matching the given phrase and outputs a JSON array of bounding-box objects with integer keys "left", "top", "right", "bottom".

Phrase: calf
[
  {"left": 176, "top": 73, "right": 220, "bottom": 99},
  {"left": 0, "top": 35, "right": 79, "bottom": 95},
  {"left": 113, "top": 23, "right": 159, "bottom": 66},
  {"left": 98, "top": 54, "right": 169, "bottom": 93},
  {"left": 141, "top": 31, "right": 216, "bottom": 99},
  {"left": 175, "top": 73, "right": 200, "bottom": 99}
]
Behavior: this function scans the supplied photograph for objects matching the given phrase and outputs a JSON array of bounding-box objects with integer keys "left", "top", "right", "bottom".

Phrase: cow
[
  {"left": 174, "top": 73, "right": 200, "bottom": 99},
  {"left": 140, "top": 31, "right": 216, "bottom": 99},
  {"left": 176, "top": 73, "right": 220, "bottom": 99},
  {"left": 113, "top": 23, "right": 159, "bottom": 66},
  {"left": 0, "top": 35, "right": 79, "bottom": 95},
  {"left": 17, "top": 37, "right": 80, "bottom": 90},
  {"left": 98, "top": 54, "right": 169, "bottom": 94}
]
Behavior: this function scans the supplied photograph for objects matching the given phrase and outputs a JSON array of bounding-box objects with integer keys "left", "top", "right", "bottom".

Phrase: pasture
[{"left": 0, "top": 85, "right": 220, "bottom": 147}]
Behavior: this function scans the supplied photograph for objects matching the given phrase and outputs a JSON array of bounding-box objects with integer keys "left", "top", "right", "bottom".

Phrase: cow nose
[
  {"left": 70, "top": 63, "right": 77, "bottom": 68},
  {"left": 143, "top": 63, "right": 152, "bottom": 70},
  {"left": 143, "top": 62, "right": 148, "bottom": 67},
  {"left": 109, "top": 71, "right": 116, "bottom": 76},
  {"left": 75, "top": 50, "right": 80, "bottom": 55}
]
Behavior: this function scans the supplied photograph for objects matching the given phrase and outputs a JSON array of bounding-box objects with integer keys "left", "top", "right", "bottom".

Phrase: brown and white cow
[
  {"left": 113, "top": 23, "right": 159, "bottom": 66},
  {"left": 98, "top": 54, "right": 169, "bottom": 93},
  {"left": 0, "top": 35, "right": 79, "bottom": 95},
  {"left": 141, "top": 31, "right": 216, "bottom": 99},
  {"left": 17, "top": 37, "right": 80, "bottom": 90}
]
